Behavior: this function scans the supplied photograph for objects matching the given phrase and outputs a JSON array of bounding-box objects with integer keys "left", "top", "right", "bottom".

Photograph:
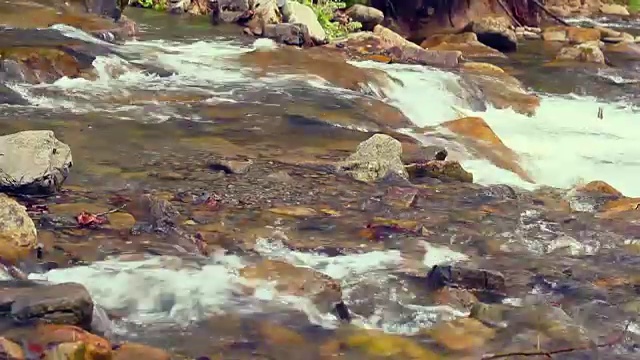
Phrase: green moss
[
  {"left": 294, "top": 0, "right": 362, "bottom": 41},
  {"left": 131, "top": 0, "right": 168, "bottom": 11}
]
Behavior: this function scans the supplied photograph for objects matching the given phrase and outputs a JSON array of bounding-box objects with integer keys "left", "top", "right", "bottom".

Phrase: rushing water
[{"left": 2, "top": 7, "right": 640, "bottom": 358}]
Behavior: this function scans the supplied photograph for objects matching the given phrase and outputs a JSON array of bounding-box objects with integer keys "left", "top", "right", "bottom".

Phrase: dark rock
[
  {"left": 385, "top": 46, "right": 461, "bottom": 67},
  {"left": 0, "top": 83, "right": 28, "bottom": 106},
  {"left": 470, "top": 17, "right": 518, "bottom": 53},
  {"left": 208, "top": 158, "right": 252, "bottom": 174},
  {"left": 0, "top": 282, "right": 93, "bottom": 329},
  {"left": 426, "top": 265, "right": 507, "bottom": 295},
  {"left": 345, "top": 5, "right": 384, "bottom": 31},
  {"left": 334, "top": 301, "right": 351, "bottom": 322},
  {"left": 263, "top": 23, "right": 313, "bottom": 47},
  {"left": 406, "top": 160, "right": 473, "bottom": 183}
]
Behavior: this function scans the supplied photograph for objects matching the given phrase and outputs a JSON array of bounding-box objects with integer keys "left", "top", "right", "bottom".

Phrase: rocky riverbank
[{"left": 0, "top": 0, "right": 639, "bottom": 359}]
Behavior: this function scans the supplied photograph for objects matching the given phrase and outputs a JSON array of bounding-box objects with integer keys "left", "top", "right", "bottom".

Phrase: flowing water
[{"left": 2, "top": 7, "right": 640, "bottom": 359}]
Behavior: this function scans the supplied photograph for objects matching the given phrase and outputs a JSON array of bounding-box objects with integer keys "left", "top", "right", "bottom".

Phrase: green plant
[
  {"left": 132, "top": 0, "right": 168, "bottom": 11},
  {"left": 295, "top": 0, "right": 362, "bottom": 40}
]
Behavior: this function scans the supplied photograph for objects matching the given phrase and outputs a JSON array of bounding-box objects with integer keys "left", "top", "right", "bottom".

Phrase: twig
[
  {"left": 481, "top": 321, "right": 632, "bottom": 359},
  {"left": 532, "top": 0, "right": 571, "bottom": 27},
  {"left": 95, "top": 204, "right": 127, "bottom": 217},
  {"left": 497, "top": 0, "right": 523, "bottom": 28}
]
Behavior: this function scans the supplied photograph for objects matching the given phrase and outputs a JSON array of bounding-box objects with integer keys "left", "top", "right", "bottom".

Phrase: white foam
[{"left": 353, "top": 61, "right": 640, "bottom": 197}]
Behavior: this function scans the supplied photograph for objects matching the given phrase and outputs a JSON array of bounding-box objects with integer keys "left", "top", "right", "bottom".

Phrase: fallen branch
[
  {"left": 532, "top": 0, "right": 571, "bottom": 27},
  {"left": 497, "top": 0, "right": 523, "bottom": 28},
  {"left": 481, "top": 321, "right": 632, "bottom": 359}
]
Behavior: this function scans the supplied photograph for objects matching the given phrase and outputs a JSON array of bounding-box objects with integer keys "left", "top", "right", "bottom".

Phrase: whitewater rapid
[
  {"left": 9, "top": 25, "right": 640, "bottom": 197},
  {"left": 3, "top": 22, "right": 638, "bottom": 338}
]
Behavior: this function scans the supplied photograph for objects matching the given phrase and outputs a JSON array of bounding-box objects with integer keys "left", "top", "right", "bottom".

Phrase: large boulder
[
  {"left": 287, "top": 1, "right": 327, "bottom": 44},
  {"left": 470, "top": 16, "right": 517, "bottom": 52},
  {"left": 336, "top": 134, "right": 408, "bottom": 183},
  {"left": 542, "top": 26, "right": 601, "bottom": 44},
  {"left": 0, "top": 194, "right": 38, "bottom": 263},
  {"left": 600, "top": 4, "right": 630, "bottom": 16},
  {"left": 345, "top": 4, "right": 384, "bottom": 31},
  {"left": 0, "top": 130, "right": 73, "bottom": 195},
  {"left": 421, "top": 32, "right": 506, "bottom": 58},
  {"left": 261, "top": 23, "right": 313, "bottom": 46},
  {"left": 555, "top": 41, "right": 606, "bottom": 64},
  {"left": 2, "top": 282, "right": 94, "bottom": 328}
]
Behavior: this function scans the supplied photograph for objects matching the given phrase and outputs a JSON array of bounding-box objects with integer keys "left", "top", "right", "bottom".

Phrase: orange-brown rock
[
  {"left": 34, "top": 324, "right": 111, "bottom": 358},
  {"left": 0, "top": 47, "right": 89, "bottom": 84},
  {"left": 542, "top": 26, "right": 601, "bottom": 43},
  {"left": 332, "top": 27, "right": 462, "bottom": 68},
  {"left": 0, "top": 1, "right": 135, "bottom": 36},
  {"left": 0, "top": 337, "right": 24, "bottom": 360},
  {"left": 420, "top": 32, "right": 506, "bottom": 58},
  {"left": 576, "top": 180, "right": 623, "bottom": 197},
  {"left": 597, "top": 197, "right": 640, "bottom": 219},
  {"left": 442, "top": 116, "right": 534, "bottom": 183},
  {"left": 459, "top": 63, "right": 541, "bottom": 116},
  {"left": 114, "top": 343, "right": 171, "bottom": 360},
  {"left": 240, "top": 259, "right": 342, "bottom": 310},
  {"left": 237, "top": 45, "right": 393, "bottom": 94},
  {"left": 426, "top": 318, "right": 496, "bottom": 351}
]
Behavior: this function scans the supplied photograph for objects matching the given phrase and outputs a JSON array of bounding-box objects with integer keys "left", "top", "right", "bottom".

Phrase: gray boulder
[
  {"left": 345, "top": 4, "right": 384, "bottom": 31},
  {"left": 337, "top": 134, "right": 408, "bottom": 182},
  {"left": 0, "top": 130, "right": 72, "bottom": 195}
]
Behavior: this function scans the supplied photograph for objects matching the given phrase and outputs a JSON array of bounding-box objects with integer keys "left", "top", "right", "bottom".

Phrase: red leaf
[{"left": 76, "top": 211, "right": 106, "bottom": 227}]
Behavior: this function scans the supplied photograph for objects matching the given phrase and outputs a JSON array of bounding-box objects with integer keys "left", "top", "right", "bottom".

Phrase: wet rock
[
  {"left": 0, "top": 130, "right": 73, "bottom": 195},
  {"left": 470, "top": 302, "right": 511, "bottom": 327},
  {"left": 600, "top": 4, "right": 629, "bottom": 16},
  {"left": 0, "top": 194, "right": 38, "bottom": 264},
  {"left": 244, "top": 0, "right": 279, "bottom": 34},
  {"left": 426, "top": 265, "right": 507, "bottom": 295},
  {"left": 240, "top": 259, "right": 342, "bottom": 312},
  {"left": 343, "top": 328, "right": 440, "bottom": 358},
  {"left": 576, "top": 180, "right": 623, "bottom": 197},
  {"left": 208, "top": 158, "right": 253, "bottom": 174},
  {"left": 134, "top": 194, "right": 179, "bottom": 229},
  {"left": 426, "top": 317, "right": 495, "bottom": 351},
  {"left": 218, "top": 0, "right": 251, "bottom": 22},
  {"left": 596, "top": 196, "right": 640, "bottom": 219},
  {"left": 35, "top": 324, "right": 111, "bottom": 359},
  {"left": 383, "top": 187, "right": 418, "bottom": 208},
  {"left": 459, "top": 63, "right": 541, "bottom": 116},
  {"left": 555, "top": 41, "right": 606, "bottom": 64},
  {"left": 543, "top": 26, "right": 601, "bottom": 44},
  {"left": 546, "top": 234, "right": 593, "bottom": 256},
  {"left": 262, "top": 23, "right": 312, "bottom": 46},
  {"left": 288, "top": 2, "right": 326, "bottom": 44},
  {"left": 420, "top": 32, "right": 506, "bottom": 59},
  {"left": 113, "top": 342, "right": 171, "bottom": 360},
  {"left": 0, "top": 83, "right": 28, "bottom": 106},
  {"left": 405, "top": 160, "right": 473, "bottom": 183},
  {"left": 43, "top": 342, "right": 86, "bottom": 360},
  {"left": 441, "top": 116, "right": 533, "bottom": 183},
  {"left": 469, "top": 16, "right": 517, "bottom": 52},
  {"left": 345, "top": 4, "right": 383, "bottom": 31},
  {"left": 258, "top": 320, "right": 306, "bottom": 345},
  {"left": 0, "top": 282, "right": 93, "bottom": 328},
  {"left": 0, "top": 337, "right": 24, "bottom": 359},
  {"left": 431, "top": 287, "right": 478, "bottom": 310},
  {"left": 337, "top": 134, "right": 408, "bottom": 183},
  {"left": 268, "top": 206, "right": 318, "bottom": 217},
  {"left": 372, "top": 26, "right": 462, "bottom": 67}
]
